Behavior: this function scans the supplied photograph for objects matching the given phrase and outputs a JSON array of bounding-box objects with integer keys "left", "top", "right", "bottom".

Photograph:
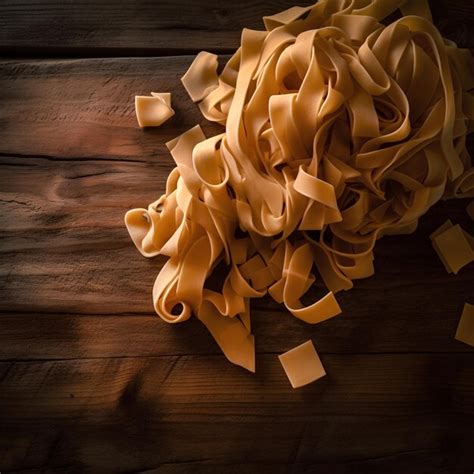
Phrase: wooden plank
[
  {"left": 0, "top": 0, "right": 472, "bottom": 55},
  {"left": 2, "top": 55, "right": 474, "bottom": 162},
  {"left": 0, "top": 0, "right": 310, "bottom": 55},
  {"left": 0, "top": 57, "right": 225, "bottom": 161},
  {"left": 0, "top": 354, "right": 473, "bottom": 472},
  {"left": 0, "top": 293, "right": 472, "bottom": 360},
  {"left": 1, "top": 5, "right": 473, "bottom": 474},
  {"left": 1, "top": 156, "right": 473, "bottom": 352}
]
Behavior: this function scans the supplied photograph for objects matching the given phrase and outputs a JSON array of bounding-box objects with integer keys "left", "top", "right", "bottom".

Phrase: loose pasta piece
[
  {"left": 430, "top": 220, "right": 454, "bottom": 240},
  {"left": 430, "top": 220, "right": 455, "bottom": 273},
  {"left": 430, "top": 222, "right": 474, "bottom": 274},
  {"left": 279, "top": 340, "right": 326, "bottom": 388},
  {"left": 181, "top": 51, "right": 219, "bottom": 103},
  {"left": 455, "top": 303, "right": 474, "bottom": 347},
  {"left": 135, "top": 93, "right": 174, "bottom": 128}
]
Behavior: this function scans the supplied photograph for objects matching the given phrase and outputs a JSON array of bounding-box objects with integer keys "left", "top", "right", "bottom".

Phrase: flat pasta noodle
[
  {"left": 125, "top": 0, "right": 474, "bottom": 381},
  {"left": 278, "top": 340, "right": 326, "bottom": 388},
  {"left": 430, "top": 220, "right": 474, "bottom": 274},
  {"left": 135, "top": 92, "right": 175, "bottom": 128},
  {"left": 455, "top": 303, "right": 474, "bottom": 347}
]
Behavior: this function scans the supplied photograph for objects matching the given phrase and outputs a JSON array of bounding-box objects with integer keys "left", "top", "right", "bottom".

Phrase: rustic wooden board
[
  {"left": 1, "top": 354, "right": 474, "bottom": 472},
  {"left": 0, "top": 59, "right": 472, "bottom": 313},
  {"left": 0, "top": 152, "right": 472, "bottom": 352},
  {"left": 0, "top": 0, "right": 473, "bottom": 55},
  {"left": 0, "top": 58, "right": 224, "bottom": 160},
  {"left": 1, "top": 3, "right": 474, "bottom": 473}
]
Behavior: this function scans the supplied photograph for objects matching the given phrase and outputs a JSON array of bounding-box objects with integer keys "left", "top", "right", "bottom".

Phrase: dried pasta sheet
[
  {"left": 430, "top": 221, "right": 474, "bottom": 274},
  {"left": 135, "top": 92, "right": 174, "bottom": 128},
  {"left": 125, "top": 0, "right": 474, "bottom": 379},
  {"left": 455, "top": 303, "right": 474, "bottom": 347},
  {"left": 181, "top": 51, "right": 219, "bottom": 102},
  {"left": 279, "top": 340, "right": 326, "bottom": 388}
]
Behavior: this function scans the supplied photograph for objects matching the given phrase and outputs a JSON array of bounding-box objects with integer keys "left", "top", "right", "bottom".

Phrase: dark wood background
[{"left": 0, "top": 1, "right": 473, "bottom": 473}]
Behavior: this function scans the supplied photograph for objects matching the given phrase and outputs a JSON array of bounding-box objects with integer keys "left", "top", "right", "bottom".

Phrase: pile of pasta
[{"left": 126, "top": 0, "right": 474, "bottom": 375}]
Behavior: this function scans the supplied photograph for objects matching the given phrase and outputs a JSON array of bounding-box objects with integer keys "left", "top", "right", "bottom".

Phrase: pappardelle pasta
[{"left": 126, "top": 0, "right": 474, "bottom": 380}]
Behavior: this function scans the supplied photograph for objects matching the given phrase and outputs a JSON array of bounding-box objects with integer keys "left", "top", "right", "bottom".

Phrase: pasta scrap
[
  {"left": 278, "top": 340, "right": 326, "bottom": 388},
  {"left": 430, "top": 221, "right": 474, "bottom": 274},
  {"left": 135, "top": 92, "right": 174, "bottom": 128},
  {"left": 455, "top": 303, "right": 474, "bottom": 347},
  {"left": 125, "top": 0, "right": 474, "bottom": 381}
]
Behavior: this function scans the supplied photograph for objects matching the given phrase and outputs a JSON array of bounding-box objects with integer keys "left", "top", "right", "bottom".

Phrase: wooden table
[{"left": 1, "top": 1, "right": 473, "bottom": 472}]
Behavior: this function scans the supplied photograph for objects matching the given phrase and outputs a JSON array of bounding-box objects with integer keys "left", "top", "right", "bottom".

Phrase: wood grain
[
  {"left": 0, "top": 0, "right": 307, "bottom": 55},
  {"left": 0, "top": 59, "right": 472, "bottom": 316},
  {"left": 0, "top": 0, "right": 473, "bottom": 56},
  {"left": 0, "top": 58, "right": 225, "bottom": 161},
  {"left": 1, "top": 354, "right": 473, "bottom": 472},
  {"left": 2, "top": 54, "right": 473, "bottom": 160},
  {"left": 1, "top": 153, "right": 472, "bottom": 341},
  {"left": 0, "top": 293, "right": 472, "bottom": 361},
  {"left": 1, "top": 3, "right": 474, "bottom": 472}
]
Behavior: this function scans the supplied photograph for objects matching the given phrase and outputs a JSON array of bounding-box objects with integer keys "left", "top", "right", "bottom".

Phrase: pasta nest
[{"left": 126, "top": 0, "right": 474, "bottom": 372}]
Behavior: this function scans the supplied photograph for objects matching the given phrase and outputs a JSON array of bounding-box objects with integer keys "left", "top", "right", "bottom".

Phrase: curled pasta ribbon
[{"left": 126, "top": 0, "right": 474, "bottom": 373}]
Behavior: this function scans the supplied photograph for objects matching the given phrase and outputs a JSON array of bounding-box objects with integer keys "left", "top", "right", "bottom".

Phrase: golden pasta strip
[
  {"left": 430, "top": 220, "right": 455, "bottom": 273},
  {"left": 125, "top": 0, "right": 474, "bottom": 382},
  {"left": 455, "top": 303, "right": 474, "bottom": 347},
  {"left": 181, "top": 51, "right": 219, "bottom": 103},
  {"left": 278, "top": 340, "right": 326, "bottom": 388},
  {"left": 430, "top": 221, "right": 474, "bottom": 274}
]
